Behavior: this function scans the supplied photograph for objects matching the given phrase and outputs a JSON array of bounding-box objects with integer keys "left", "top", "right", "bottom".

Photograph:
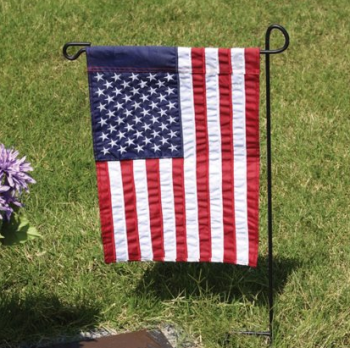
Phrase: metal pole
[
  {"left": 263, "top": 24, "right": 289, "bottom": 345},
  {"left": 265, "top": 27, "right": 274, "bottom": 345},
  {"left": 237, "top": 25, "right": 289, "bottom": 345}
]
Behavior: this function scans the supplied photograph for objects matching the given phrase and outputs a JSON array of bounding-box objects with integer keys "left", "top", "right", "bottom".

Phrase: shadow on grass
[
  {"left": 135, "top": 255, "right": 299, "bottom": 305},
  {"left": 0, "top": 293, "right": 101, "bottom": 345}
]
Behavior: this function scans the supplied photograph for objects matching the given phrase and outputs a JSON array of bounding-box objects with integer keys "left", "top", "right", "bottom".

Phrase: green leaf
[{"left": 0, "top": 212, "right": 41, "bottom": 246}]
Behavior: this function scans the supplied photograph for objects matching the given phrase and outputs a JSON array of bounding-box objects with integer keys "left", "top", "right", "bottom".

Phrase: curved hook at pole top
[
  {"left": 260, "top": 24, "right": 289, "bottom": 55},
  {"left": 63, "top": 42, "right": 91, "bottom": 61}
]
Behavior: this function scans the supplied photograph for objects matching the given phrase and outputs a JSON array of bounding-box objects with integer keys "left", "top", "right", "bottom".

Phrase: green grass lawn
[{"left": 1, "top": 0, "right": 350, "bottom": 347}]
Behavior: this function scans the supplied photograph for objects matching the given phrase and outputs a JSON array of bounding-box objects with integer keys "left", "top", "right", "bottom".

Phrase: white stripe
[
  {"left": 231, "top": 48, "right": 245, "bottom": 74},
  {"left": 231, "top": 48, "right": 249, "bottom": 265},
  {"left": 133, "top": 160, "right": 153, "bottom": 261},
  {"left": 108, "top": 161, "right": 129, "bottom": 261},
  {"left": 178, "top": 47, "right": 200, "bottom": 262},
  {"left": 159, "top": 159, "right": 177, "bottom": 261},
  {"left": 205, "top": 48, "right": 223, "bottom": 262}
]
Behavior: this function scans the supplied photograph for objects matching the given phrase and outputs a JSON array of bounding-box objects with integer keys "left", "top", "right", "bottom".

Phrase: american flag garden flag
[{"left": 86, "top": 46, "right": 260, "bottom": 267}]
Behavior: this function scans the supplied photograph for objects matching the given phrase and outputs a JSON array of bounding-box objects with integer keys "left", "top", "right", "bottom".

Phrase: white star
[
  {"left": 124, "top": 109, "right": 133, "bottom": 117},
  {"left": 164, "top": 73, "right": 174, "bottom": 82},
  {"left": 101, "top": 147, "right": 109, "bottom": 155},
  {"left": 135, "top": 129, "right": 143, "bottom": 138},
  {"left": 95, "top": 88, "right": 105, "bottom": 97},
  {"left": 168, "top": 115, "right": 176, "bottom": 124},
  {"left": 118, "top": 145, "right": 127, "bottom": 154},
  {"left": 98, "top": 118, "right": 107, "bottom": 126},
  {"left": 158, "top": 109, "right": 167, "bottom": 117},
  {"left": 142, "top": 123, "right": 151, "bottom": 131},
  {"left": 135, "top": 144, "right": 144, "bottom": 153},
  {"left": 160, "top": 136, "right": 169, "bottom": 145},
  {"left": 132, "top": 101, "right": 141, "bottom": 110},
  {"left": 106, "top": 110, "right": 116, "bottom": 118},
  {"left": 151, "top": 115, "right": 159, "bottom": 124},
  {"left": 97, "top": 103, "right": 106, "bottom": 112},
  {"left": 126, "top": 138, "right": 135, "bottom": 146},
  {"left": 114, "top": 87, "right": 123, "bottom": 96},
  {"left": 160, "top": 123, "right": 168, "bottom": 131},
  {"left": 141, "top": 108, "right": 150, "bottom": 117},
  {"left": 151, "top": 129, "right": 160, "bottom": 138},
  {"left": 117, "top": 130, "right": 126, "bottom": 140},
  {"left": 129, "top": 73, "right": 139, "bottom": 81},
  {"left": 166, "top": 87, "right": 175, "bottom": 95},
  {"left": 103, "top": 80, "right": 113, "bottom": 89},
  {"left": 114, "top": 102, "right": 124, "bottom": 110},
  {"left": 108, "top": 124, "right": 117, "bottom": 133},
  {"left": 126, "top": 123, "right": 134, "bottom": 132},
  {"left": 131, "top": 87, "right": 140, "bottom": 95},
  {"left": 166, "top": 101, "right": 176, "bottom": 110},
  {"left": 121, "top": 81, "right": 130, "bottom": 88},
  {"left": 116, "top": 116, "right": 124, "bottom": 125},
  {"left": 105, "top": 95, "right": 114, "bottom": 104},
  {"left": 99, "top": 132, "right": 109, "bottom": 141},
  {"left": 109, "top": 139, "right": 117, "bottom": 148},
  {"left": 112, "top": 73, "right": 121, "bottom": 82},
  {"left": 122, "top": 94, "right": 132, "bottom": 103},
  {"left": 152, "top": 143, "right": 161, "bottom": 152},
  {"left": 147, "top": 73, "right": 157, "bottom": 81},
  {"left": 169, "top": 130, "right": 177, "bottom": 138},
  {"left": 149, "top": 87, "right": 157, "bottom": 95},
  {"left": 143, "top": 136, "right": 152, "bottom": 145},
  {"left": 138, "top": 80, "right": 148, "bottom": 88},
  {"left": 140, "top": 94, "right": 149, "bottom": 102},
  {"left": 157, "top": 94, "right": 167, "bottom": 102},
  {"left": 94, "top": 73, "right": 104, "bottom": 81},
  {"left": 133, "top": 115, "right": 142, "bottom": 124},
  {"left": 170, "top": 144, "right": 178, "bottom": 152},
  {"left": 156, "top": 80, "right": 165, "bottom": 88},
  {"left": 150, "top": 101, "right": 158, "bottom": 109}
]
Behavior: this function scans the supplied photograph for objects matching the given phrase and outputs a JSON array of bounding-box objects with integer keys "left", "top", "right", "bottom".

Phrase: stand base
[
  {"left": 227, "top": 330, "right": 272, "bottom": 346},
  {"left": 236, "top": 331, "right": 270, "bottom": 337}
]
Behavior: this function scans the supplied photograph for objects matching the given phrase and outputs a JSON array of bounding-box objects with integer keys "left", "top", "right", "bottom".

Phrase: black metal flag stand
[
  {"left": 63, "top": 24, "right": 289, "bottom": 345},
  {"left": 235, "top": 24, "right": 289, "bottom": 345}
]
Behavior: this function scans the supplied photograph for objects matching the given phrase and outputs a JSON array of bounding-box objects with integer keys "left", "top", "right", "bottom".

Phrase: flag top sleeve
[
  {"left": 87, "top": 46, "right": 178, "bottom": 72},
  {"left": 86, "top": 46, "right": 260, "bottom": 267}
]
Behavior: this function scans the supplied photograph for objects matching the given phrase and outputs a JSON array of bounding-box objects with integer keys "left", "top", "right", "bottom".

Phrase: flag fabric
[{"left": 86, "top": 46, "right": 260, "bottom": 267}]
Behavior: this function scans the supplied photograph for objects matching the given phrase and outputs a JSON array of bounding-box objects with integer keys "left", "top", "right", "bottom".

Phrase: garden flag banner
[{"left": 86, "top": 46, "right": 260, "bottom": 267}]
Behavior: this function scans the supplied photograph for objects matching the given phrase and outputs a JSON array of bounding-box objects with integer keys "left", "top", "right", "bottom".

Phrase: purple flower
[
  {"left": 0, "top": 184, "right": 13, "bottom": 220},
  {"left": 0, "top": 144, "right": 36, "bottom": 193},
  {"left": 0, "top": 144, "right": 35, "bottom": 221}
]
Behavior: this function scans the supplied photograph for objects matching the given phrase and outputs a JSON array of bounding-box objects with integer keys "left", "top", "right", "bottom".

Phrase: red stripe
[
  {"left": 172, "top": 158, "right": 187, "bottom": 262},
  {"left": 120, "top": 160, "right": 141, "bottom": 261},
  {"left": 191, "top": 48, "right": 211, "bottom": 262},
  {"left": 146, "top": 159, "right": 165, "bottom": 261},
  {"left": 244, "top": 48, "right": 260, "bottom": 267},
  {"left": 96, "top": 162, "right": 116, "bottom": 263},
  {"left": 219, "top": 48, "right": 236, "bottom": 264}
]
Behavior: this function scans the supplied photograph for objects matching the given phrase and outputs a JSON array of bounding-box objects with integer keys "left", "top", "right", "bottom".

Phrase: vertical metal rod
[
  {"left": 265, "top": 29, "right": 274, "bottom": 345},
  {"left": 232, "top": 24, "right": 288, "bottom": 345}
]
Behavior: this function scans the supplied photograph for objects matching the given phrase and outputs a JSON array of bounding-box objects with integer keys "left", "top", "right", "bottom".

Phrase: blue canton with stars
[{"left": 89, "top": 70, "right": 183, "bottom": 161}]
